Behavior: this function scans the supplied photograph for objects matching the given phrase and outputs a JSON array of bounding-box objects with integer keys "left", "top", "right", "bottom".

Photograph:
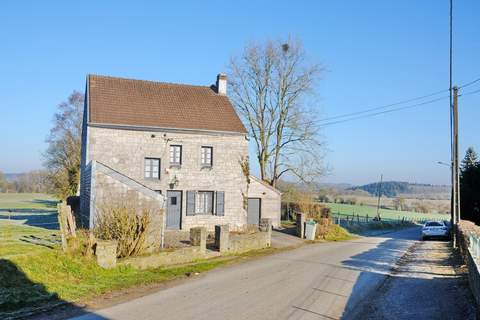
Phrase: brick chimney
[{"left": 216, "top": 74, "right": 227, "bottom": 95}]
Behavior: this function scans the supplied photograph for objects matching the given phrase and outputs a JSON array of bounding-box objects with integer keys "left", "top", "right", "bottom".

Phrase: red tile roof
[{"left": 87, "top": 75, "right": 247, "bottom": 134}]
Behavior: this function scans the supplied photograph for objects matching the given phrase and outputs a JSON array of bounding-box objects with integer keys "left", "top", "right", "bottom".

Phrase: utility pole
[
  {"left": 449, "top": 0, "right": 456, "bottom": 247},
  {"left": 453, "top": 86, "right": 461, "bottom": 223},
  {"left": 376, "top": 174, "right": 383, "bottom": 220}
]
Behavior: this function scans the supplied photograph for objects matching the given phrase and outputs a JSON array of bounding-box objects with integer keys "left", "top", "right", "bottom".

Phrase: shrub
[
  {"left": 67, "top": 229, "right": 95, "bottom": 258},
  {"left": 94, "top": 198, "right": 153, "bottom": 258}
]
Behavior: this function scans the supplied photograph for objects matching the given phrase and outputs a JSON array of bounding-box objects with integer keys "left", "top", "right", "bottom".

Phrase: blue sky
[{"left": 1, "top": 0, "right": 479, "bottom": 185}]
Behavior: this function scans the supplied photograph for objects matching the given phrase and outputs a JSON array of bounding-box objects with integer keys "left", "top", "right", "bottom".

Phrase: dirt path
[{"left": 352, "top": 240, "right": 476, "bottom": 320}]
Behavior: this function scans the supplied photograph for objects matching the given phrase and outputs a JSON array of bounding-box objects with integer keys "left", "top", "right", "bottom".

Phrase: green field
[
  {"left": 325, "top": 202, "right": 449, "bottom": 221},
  {"left": 0, "top": 193, "right": 57, "bottom": 210},
  {"left": 0, "top": 193, "right": 60, "bottom": 258},
  {"left": 0, "top": 193, "right": 59, "bottom": 233}
]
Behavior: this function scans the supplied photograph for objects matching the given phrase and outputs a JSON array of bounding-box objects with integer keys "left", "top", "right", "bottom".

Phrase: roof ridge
[{"left": 88, "top": 74, "right": 216, "bottom": 90}]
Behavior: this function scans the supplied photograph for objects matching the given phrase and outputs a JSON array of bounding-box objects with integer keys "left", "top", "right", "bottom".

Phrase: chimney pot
[{"left": 216, "top": 74, "right": 227, "bottom": 95}]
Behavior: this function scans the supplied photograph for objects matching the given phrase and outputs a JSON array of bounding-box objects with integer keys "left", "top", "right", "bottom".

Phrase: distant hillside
[
  {"left": 4, "top": 173, "right": 23, "bottom": 182},
  {"left": 349, "top": 181, "right": 409, "bottom": 197},
  {"left": 349, "top": 181, "right": 450, "bottom": 199},
  {"left": 316, "top": 182, "right": 353, "bottom": 190}
]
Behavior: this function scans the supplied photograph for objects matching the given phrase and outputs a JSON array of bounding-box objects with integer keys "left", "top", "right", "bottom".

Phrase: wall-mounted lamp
[{"left": 169, "top": 175, "right": 179, "bottom": 189}]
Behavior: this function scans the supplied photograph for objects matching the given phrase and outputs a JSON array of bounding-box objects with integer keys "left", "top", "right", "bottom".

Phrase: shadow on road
[{"left": 0, "top": 259, "right": 108, "bottom": 320}]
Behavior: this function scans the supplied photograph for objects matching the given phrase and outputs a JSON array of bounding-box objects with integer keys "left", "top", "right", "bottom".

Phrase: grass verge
[
  {"left": 321, "top": 224, "right": 355, "bottom": 241},
  {"left": 0, "top": 249, "right": 239, "bottom": 314},
  {"left": 0, "top": 221, "right": 282, "bottom": 316}
]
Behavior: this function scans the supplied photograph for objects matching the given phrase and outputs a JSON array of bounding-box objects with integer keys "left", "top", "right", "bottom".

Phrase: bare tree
[
  {"left": 44, "top": 91, "right": 84, "bottom": 198},
  {"left": 229, "top": 38, "right": 324, "bottom": 187},
  {"left": 14, "top": 170, "right": 51, "bottom": 193},
  {"left": 392, "top": 197, "right": 406, "bottom": 211},
  {"left": 0, "top": 171, "right": 12, "bottom": 193}
]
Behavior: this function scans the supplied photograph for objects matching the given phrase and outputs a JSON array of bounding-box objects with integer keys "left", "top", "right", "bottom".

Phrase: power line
[
  {"left": 318, "top": 88, "right": 448, "bottom": 123},
  {"left": 316, "top": 88, "right": 480, "bottom": 128},
  {"left": 458, "top": 77, "right": 480, "bottom": 89},
  {"left": 459, "top": 88, "right": 480, "bottom": 97},
  {"left": 318, "top": 76, "right": 480, "bottom": 124},
  {"left": 318, "top": 95, "right": 449, "bottom": 127}
]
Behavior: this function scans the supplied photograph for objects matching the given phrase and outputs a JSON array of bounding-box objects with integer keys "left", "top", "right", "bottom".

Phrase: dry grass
[{"left": 94, "top": 196, "right": 153, "bottom": 258}]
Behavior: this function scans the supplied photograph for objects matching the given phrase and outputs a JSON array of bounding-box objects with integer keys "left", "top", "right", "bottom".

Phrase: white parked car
[{"left": 422, "top": 221, "right": 449, "bottom": 240}]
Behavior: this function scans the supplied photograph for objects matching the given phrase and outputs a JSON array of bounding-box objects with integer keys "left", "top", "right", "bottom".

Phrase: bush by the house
[{"left": 94, "top": 198, "right": 152, "bottom": 258}]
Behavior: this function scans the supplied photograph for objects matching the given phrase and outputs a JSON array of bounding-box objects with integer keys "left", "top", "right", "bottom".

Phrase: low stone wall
[
  {"left": 119, "top": 227, "right": 209, "bottom": 269},
  {"left": 216, "top": 218, "right": 272, "bottom": 254},
  {"left": 228, "top": 232, "right": 271, "bottom": 254},
  {"left": 456, "top": 220, "right": 480, "bottom": 307},
  {"left": 121, "top": 246, "right": 208, "bottom": 270}
]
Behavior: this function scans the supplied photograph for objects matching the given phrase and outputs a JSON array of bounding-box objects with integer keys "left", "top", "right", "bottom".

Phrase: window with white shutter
[{"left": 196, "top": 191, "right": 214, "bottom": 214}]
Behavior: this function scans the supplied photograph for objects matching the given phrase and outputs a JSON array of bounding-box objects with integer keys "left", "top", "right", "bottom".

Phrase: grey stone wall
[
  {"left": 93, "top": 164, "right": 165, "bottom": 253},
  {"left": 86, "top": 126, "right": 249, "bottom": 231},
  {"left": 227, "top": 230, "right": 271, "bottom": 254},
  {"left": 248, "top": 176, "right": 282, "bottom": 228},
  {"left": 121, "top": 246, "right": 210, "bottom": 270},
  {"left": 96, "top": 240, "right": 117, "bottom": 269},
  {"left": 215, "top": 222, "right": 271, "bottom": 254},
  {"left": 79, "top": 162, "right": 92, "bottom": 228},
  {"left": 79, "top": 93, "right": 90, "bottom": 227}
]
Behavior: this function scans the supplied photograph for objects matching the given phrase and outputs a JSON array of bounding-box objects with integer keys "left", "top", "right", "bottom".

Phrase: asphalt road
[{"left": 71, "top": 228, "right": 421, "bottom": 320}]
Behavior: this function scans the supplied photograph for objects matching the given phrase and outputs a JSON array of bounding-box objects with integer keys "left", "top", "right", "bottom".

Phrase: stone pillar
[
  {"left": 215, "top": 225, "right": 230, "bottom": 253},
  {"left": 96, "top": 240, "right": 117, "bottom": 269},
  {"left": 296, "top": 213, "right": 305, "bottom": 238},
  {"left": 259, "top": 218, "right": 272, "bottom": 232},
  {"left": 190, "top": 227, "right": 207, "bottom": 253},
  {"left": 260, "top": 218, "right": 272, "bottom": 247}
]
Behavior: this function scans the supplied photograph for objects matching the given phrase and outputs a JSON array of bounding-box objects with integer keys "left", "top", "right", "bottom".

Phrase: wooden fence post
[
  {"left": 57, "top": 203, "right": 68, "bottom": 252},
  {"left": 65, "top": 205, "right": 76, "bottom": 238}
]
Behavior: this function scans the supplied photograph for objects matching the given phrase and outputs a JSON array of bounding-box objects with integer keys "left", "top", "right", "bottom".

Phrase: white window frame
[
  {"left": 144, "top": 158, "right": 160, "bottom": 180},
  {"left": 195, "top": 191, "right": 214, "bottom": 214},
  {"left": 170, "top": 145, "right": 182, "bottom": 166},
  {"left": 201, "top": 146, "right": 213, "bottom": 167}
]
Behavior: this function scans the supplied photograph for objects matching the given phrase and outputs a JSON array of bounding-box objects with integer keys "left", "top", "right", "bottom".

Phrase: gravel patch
[{"left": 353, "top": 240, "right": 476, "bottom": 319}]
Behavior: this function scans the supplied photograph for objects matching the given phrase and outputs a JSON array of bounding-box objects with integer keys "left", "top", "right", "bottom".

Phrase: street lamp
[{"left": 437, "top": 161, "right": 452, "bottom": 168}]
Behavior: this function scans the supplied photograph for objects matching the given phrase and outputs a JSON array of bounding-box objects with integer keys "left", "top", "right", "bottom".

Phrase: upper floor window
[
  {"left": 170, "top": 145, "right": 182, "bottom": 166},
  {"left": 145, "top": 158, "right": 160, "bottom": 179},
  {"left": 201, "top": 146, "right": 213, "bottom": 167}
]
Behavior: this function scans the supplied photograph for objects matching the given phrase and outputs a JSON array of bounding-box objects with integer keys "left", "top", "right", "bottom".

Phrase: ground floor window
[{"left": 196, "top": 191, "right": 214, "bottom": 214}]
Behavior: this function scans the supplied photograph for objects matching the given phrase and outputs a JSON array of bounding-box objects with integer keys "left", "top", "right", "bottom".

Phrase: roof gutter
[{"left": 88, "top": 122, "right": 248, "bottom": 137}]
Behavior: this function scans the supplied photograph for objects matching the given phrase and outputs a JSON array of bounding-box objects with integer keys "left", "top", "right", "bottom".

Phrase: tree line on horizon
[{"left": 0, "top": 170, "right": 51, "bottom": 193}]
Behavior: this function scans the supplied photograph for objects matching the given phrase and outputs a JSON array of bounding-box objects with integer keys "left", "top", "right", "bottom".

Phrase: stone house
[{"left": 80, "top": 74, "right": 281, "bottom": 235}]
